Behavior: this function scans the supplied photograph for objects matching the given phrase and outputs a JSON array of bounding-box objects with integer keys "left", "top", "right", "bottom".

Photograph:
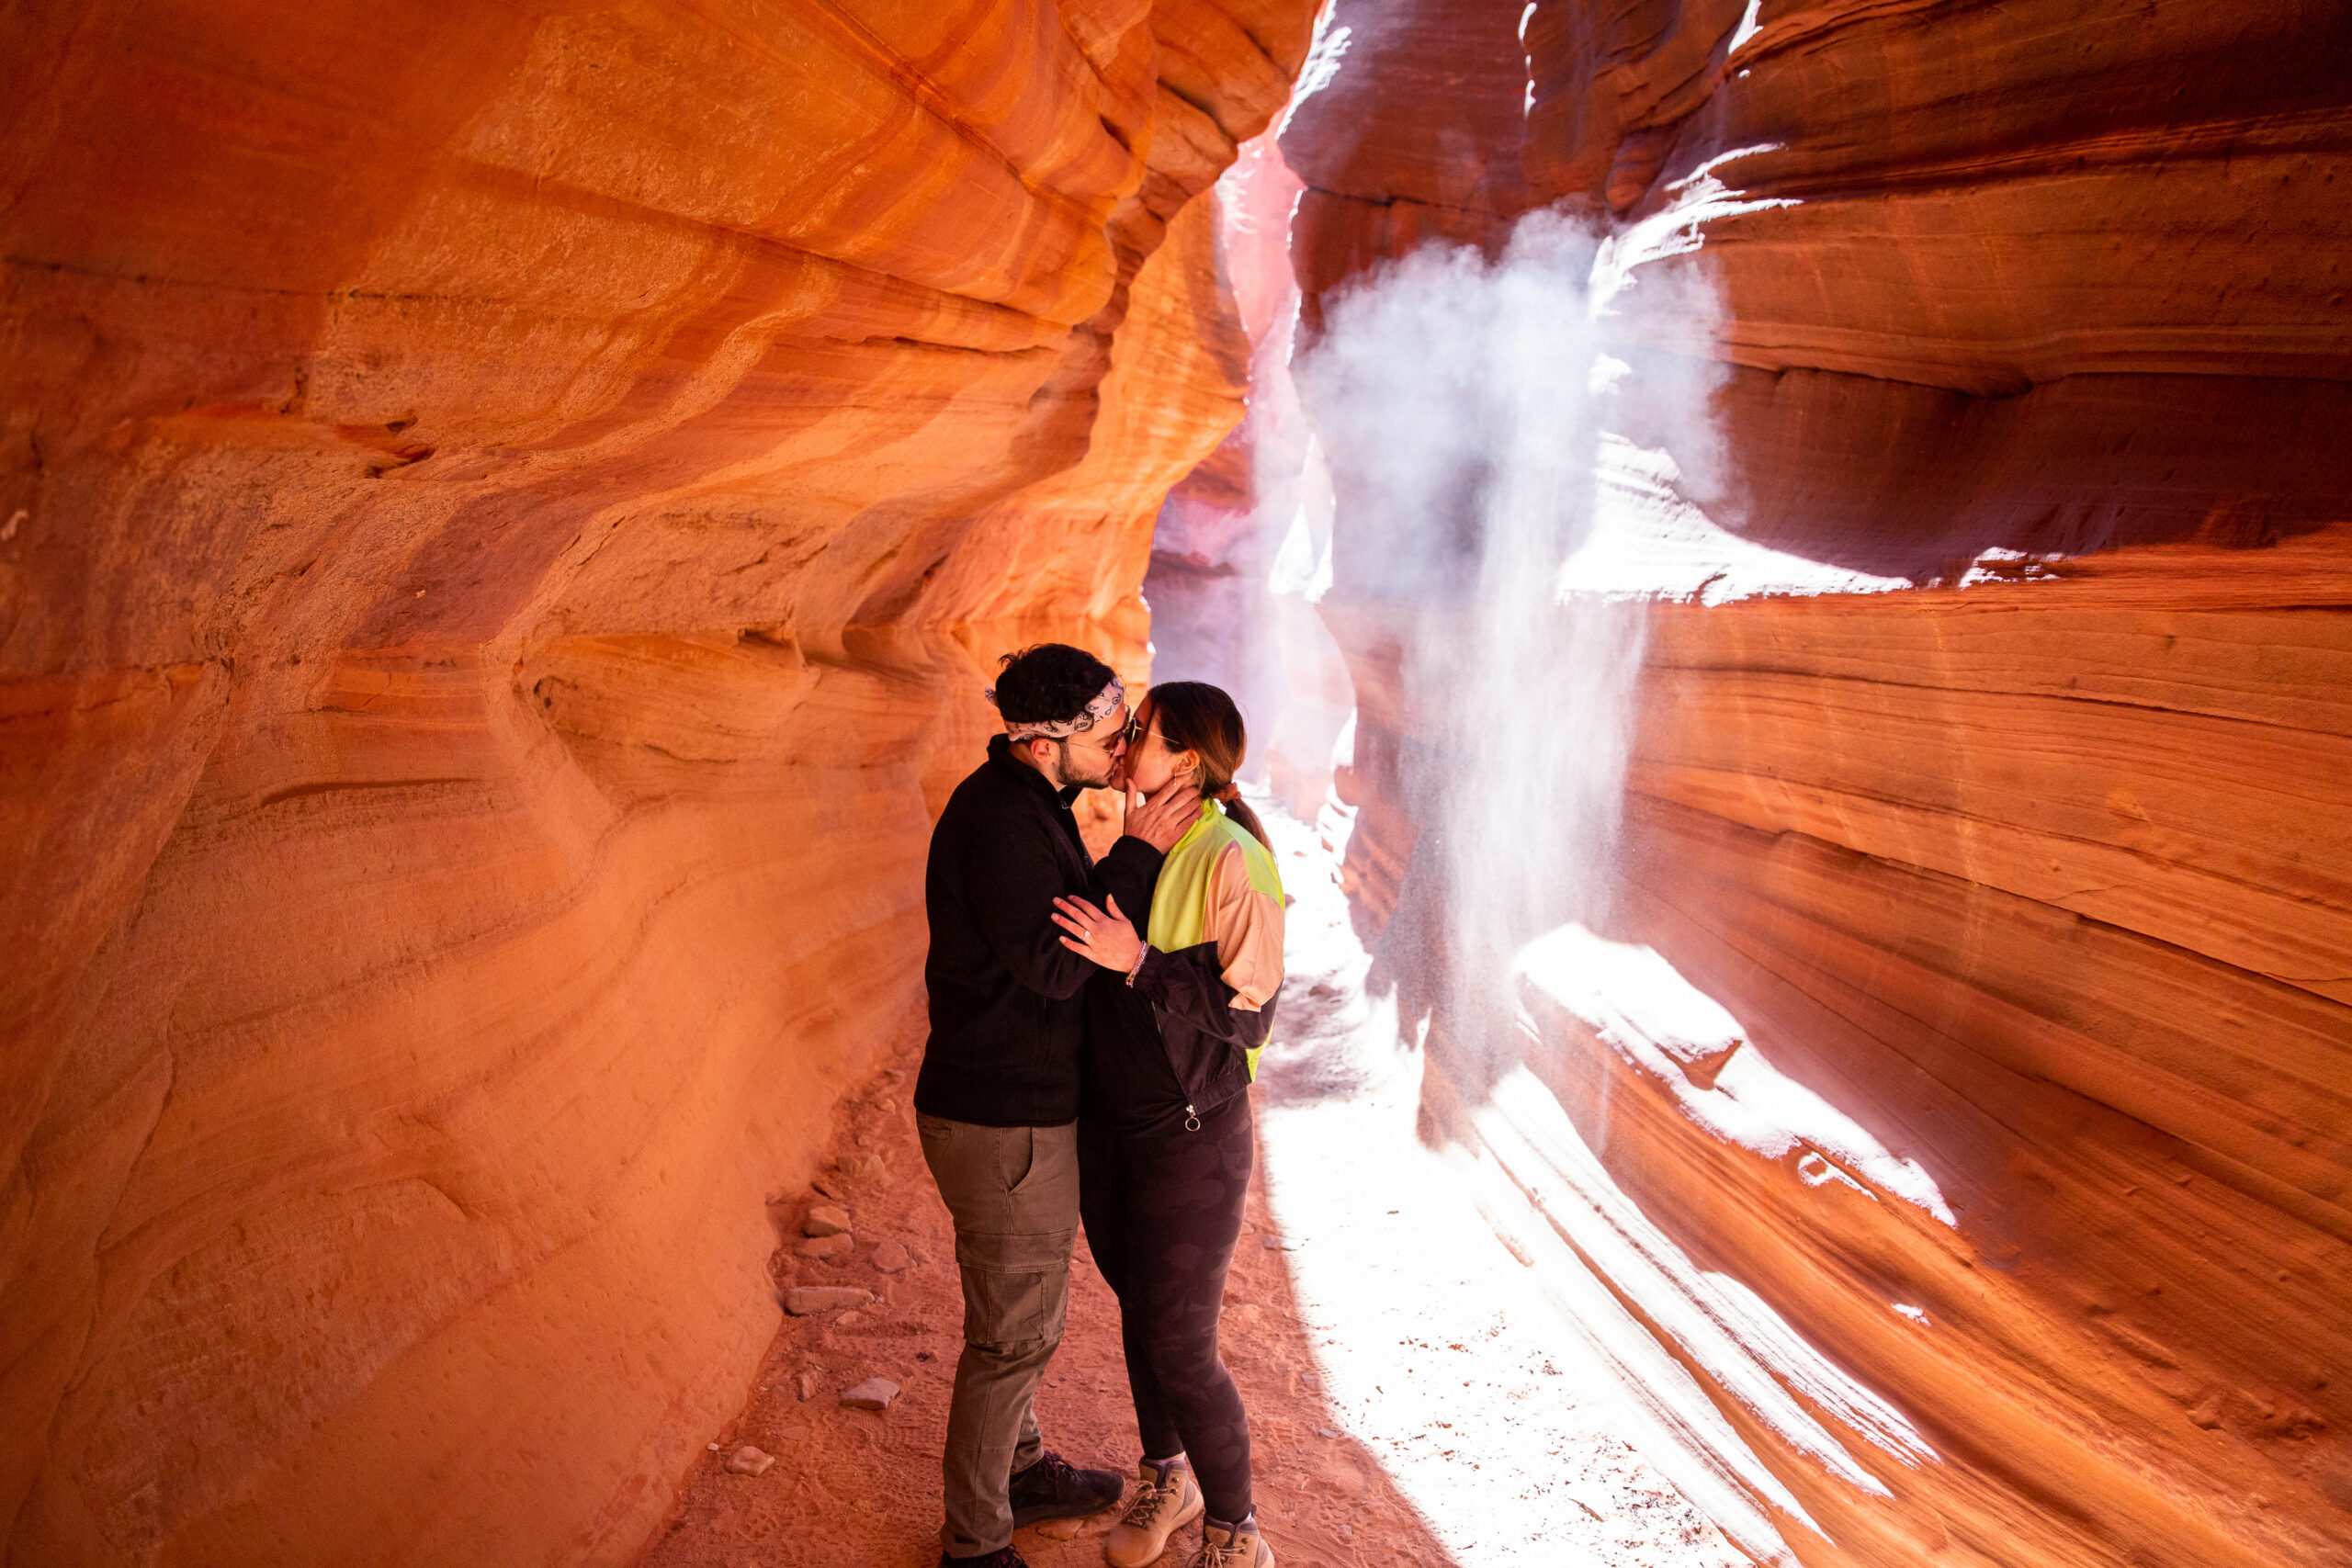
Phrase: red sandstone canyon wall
[
  {"left": 0, "top": 4, "right": 1316, "bottom": 1563},
  {"left": 1282, "top": 1, "right": 2351, "bottom": 1564}
]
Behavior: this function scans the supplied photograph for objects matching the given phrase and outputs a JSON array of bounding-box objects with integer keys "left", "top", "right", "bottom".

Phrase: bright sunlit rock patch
[
  {"left": 1563, "top": 435, "right": 1916, "bottom": 604},
  {"left": 1512, "top": 925, "right": 1959, "bottom": 1227},
  {"left": 1464, "top": 1067, "right": 1941, "bottom": 1485}
]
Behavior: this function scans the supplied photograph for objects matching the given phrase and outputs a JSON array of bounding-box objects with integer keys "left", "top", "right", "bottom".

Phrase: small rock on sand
[
  {"left": 835, "top": 1151, "right": 888, "bottom": 1186},
  {"left": 1033, "top": 1516, "right": 1088, "bottom": 1540},
  {"left": 870, "top": 1241, "right": 911, "bottom": 1273},
  {"left": 725, "top": 1445, "right": 776, "bottom": 1476},
  {"left": 840, "top": 1377, "right": 899, "bottom": 1411},
  {"left": 784, "top": 1286, "right": 872, "bottom": 1315},
  {"left": 803, "top": 1203, "right": 851, "bottom": 1237},
  {"left": 797, "top": 1232, "right": 854, "bottom": 1261},
  {"left": 795, "top": 1369, "right": 820, "bottom": 1401}
]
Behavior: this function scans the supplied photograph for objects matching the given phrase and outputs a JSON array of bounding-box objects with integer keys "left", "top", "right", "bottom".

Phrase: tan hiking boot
[
  {"left": 1103, "top": 1460, "right": 1203, "bottom": 1567},
  {"left": 1189, "top": 1517, "right": 1272, "bottom": 1568}
]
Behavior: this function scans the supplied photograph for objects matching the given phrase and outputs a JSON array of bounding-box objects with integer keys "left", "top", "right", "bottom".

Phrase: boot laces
[
  {"left": 1187, "top": 1527, "right": 1251, "bottom": 1568},
  {"left": 1121, "top": 1470, "right": 1181, "bottom": 1529}
]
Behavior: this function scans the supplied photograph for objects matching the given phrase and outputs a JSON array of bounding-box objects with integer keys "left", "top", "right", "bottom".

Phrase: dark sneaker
[
  {"left": 1007, "top": 1449, "right": 1125, "bottom": 1528},
  {"left": 940, "top": 1549, "right": 1026, "bottom": 1567}
]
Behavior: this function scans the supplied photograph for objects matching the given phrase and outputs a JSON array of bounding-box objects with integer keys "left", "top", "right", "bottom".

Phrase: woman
[{"left": 1050, "top": 682, "right": 1285, "bottom": 1568}]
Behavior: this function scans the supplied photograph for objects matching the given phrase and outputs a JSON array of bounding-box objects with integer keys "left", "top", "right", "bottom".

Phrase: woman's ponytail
[{"left": 1210, "top": 780, "right": 1270, "bottom": 852}]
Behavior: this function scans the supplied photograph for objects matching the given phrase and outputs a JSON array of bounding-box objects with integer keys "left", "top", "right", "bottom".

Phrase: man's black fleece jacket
[{"left": 914, "top": 735, "right": 1163, "bottom": 1128}]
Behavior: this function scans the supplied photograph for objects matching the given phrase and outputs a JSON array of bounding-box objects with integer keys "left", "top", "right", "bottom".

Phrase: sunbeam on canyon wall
[{"left": 1295, "top": 208, "right": 1705, "bottom": 1092}]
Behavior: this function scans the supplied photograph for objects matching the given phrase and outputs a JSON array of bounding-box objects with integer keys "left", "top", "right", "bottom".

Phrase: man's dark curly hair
[{"left": 991, "top": 643, "right": 1116, "bottom": 726}]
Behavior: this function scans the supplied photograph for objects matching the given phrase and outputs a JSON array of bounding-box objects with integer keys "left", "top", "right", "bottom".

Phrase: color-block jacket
[{"left": 1083, "top": 801, "right": 1285, "bottom": 1137}]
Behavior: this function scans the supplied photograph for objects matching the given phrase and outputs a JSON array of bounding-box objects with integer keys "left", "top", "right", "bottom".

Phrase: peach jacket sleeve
[{"left": 1201, "top": 840, "right": 1285, "bottom": 1011}]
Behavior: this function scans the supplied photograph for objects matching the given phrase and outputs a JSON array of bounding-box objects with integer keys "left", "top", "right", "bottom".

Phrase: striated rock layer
[
  {"left": 1599, "top": 535, "right": 2352, "bottom": 1566},
  {"left": 1283, "top": 1, "right": 2352, "bottom": 1564},
  {"left": 0, "top": 3, "right": 1315, "bottom": 1563}
]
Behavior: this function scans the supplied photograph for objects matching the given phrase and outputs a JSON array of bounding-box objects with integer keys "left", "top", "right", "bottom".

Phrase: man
[{"left": 915, "top": 642, "right": 1200, "bottom": 1567}]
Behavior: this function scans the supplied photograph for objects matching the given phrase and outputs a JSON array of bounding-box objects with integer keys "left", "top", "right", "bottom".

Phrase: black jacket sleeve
[
  {"left": 955, "top": 806, "right": 1101, "bottom": 1002},
  {"left": 1092, "top": 835, "right": 1164, "bottom": 934},
  {"left": 1129, "top": 942, "right": 1274, "bottom": 1053}
]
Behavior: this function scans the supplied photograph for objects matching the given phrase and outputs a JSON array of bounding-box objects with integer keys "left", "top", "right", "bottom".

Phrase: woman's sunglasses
[{"left": 1065, "top": 710, "right": 1161, "bottom": 751}]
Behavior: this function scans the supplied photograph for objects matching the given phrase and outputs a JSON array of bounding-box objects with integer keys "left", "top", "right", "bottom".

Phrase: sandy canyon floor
[{"left": 639, "top": 804, "right": 1746, "bottom": 1568}]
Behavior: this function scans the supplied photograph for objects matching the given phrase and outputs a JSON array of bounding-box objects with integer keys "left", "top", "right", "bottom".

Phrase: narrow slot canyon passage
[
  {"left": 644, "top": 802, "right": 1753, "bottom": 1568},
  {"left": 4, "top": 4, "right": 2348, "bottom": 1568}
]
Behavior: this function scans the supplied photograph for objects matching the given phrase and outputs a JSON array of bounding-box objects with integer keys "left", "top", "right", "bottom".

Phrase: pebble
[
  {"left": 836, "top": 1151, "right": 888, "bottom": 1186},
  {"left": 784, "top": 1286, "right": 873, "bottom": 1315},
  {"left": 797, "top": 1232, "right": 854, "bottom": 1261},
  {"left": 1318, "top": 1427, "right": 1338, "bottom": 1438},
  {"left": 707, "top": 1442, "right": 720, "bottom": 1452},
  {"left": 803, "top": 1203, "right": 851, "bottom": 1238},
  {"left": 1033, "top": 1516, "right": 1087, "bottom": 1540},
  {"left": 834, "top": 1311, "right": 866, "bottom": 1328},
  {"left": 870, "top": 1241, "right": 912, "bottom": 1273},
  {"left": 725, "top": 1445, "right": 776, "bottom": 1476},
  {"left": 796, "top": 1370, "right": 820, "bottom": 1401},
  {"left": 1261, "top": 1236, "right": 1297, "bottom": 1251},
  {"left": 840, "top": 1377, "right": 899, "bottom": 1411}
]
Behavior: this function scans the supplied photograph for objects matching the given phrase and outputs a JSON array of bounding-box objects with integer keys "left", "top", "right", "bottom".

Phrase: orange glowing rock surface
[{"left": 0, "top": 3, "right": 1316, "bottom": 1562}]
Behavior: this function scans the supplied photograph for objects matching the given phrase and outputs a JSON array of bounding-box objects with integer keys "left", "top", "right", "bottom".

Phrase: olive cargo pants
[{"left": 917, "top": 1114, "right": 1080, "bottom": 1558}]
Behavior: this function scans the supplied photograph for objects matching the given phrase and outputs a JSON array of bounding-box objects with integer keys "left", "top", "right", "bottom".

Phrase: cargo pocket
[
  {"left": 996, "top": 1125, "right": 1038, "bottom": 1196},
  {"left": 955, "top": 1230, "right": 1072, "bottom": 1349}
]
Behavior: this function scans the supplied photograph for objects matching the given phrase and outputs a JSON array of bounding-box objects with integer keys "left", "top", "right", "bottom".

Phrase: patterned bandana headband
[{"left": 986, "top": 673, "right": 1126, "bottom": 744}]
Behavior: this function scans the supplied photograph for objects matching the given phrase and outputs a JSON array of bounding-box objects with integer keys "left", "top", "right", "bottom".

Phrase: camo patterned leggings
[{"left": 1078, "top": 1091, "right": 1256, "bottom": 1526}]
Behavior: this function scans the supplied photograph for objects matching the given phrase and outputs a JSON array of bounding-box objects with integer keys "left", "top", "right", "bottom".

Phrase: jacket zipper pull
[{"left": 1184, "top": 1103, "right": 1201, "bottom": 1133}]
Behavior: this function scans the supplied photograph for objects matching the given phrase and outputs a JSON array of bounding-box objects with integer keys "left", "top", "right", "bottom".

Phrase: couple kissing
[{"left": 913, "top": 643, "right": 1287, "bottom": 1568}]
